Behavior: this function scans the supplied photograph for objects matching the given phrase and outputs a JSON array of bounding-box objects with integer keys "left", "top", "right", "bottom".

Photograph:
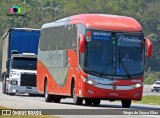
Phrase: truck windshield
[
  {"left": 86, "top": 30, "right": 144, "bottom": 79},
  {"left": 11, "top": 57, "right": 37, "bottom": 70}
]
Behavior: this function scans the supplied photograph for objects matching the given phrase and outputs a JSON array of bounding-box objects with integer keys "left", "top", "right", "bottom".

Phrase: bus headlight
[
  {"left": 88, "top": 80, "right": 94, "bottom": 85},
  {"left": 135, "top": 83, "right": 141, "bottom": 88},
  {"left": 82, "top": 76, "right": 97, "bottom": 85},
  {"left": 131, "top": 83, "right": 143, "bottom": 88}
]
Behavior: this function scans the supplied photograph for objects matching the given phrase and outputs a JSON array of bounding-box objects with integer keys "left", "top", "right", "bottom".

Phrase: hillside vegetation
[{"left": 0, "top": 0, "right": 160, "bottom": 84}]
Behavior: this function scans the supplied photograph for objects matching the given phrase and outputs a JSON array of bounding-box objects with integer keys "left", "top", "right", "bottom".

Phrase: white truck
[{"left": 1, "top": 28, "right": 40, "bottom": 96}]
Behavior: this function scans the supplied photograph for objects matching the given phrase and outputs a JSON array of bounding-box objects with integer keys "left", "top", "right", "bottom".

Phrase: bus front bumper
[{"left": 78, "top": 83, "right": 143, "bottom": 101}]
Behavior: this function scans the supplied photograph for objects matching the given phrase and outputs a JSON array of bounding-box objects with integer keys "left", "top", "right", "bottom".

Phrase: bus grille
[{"left": 20, "top": 73, "right": 36, "bottom": 87}]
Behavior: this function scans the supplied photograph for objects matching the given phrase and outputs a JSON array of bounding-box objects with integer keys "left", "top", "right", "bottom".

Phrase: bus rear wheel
[
  {"left": 121, "top": 100, "right": 131, "bottom": 108},
  {"left": 45, "top": 81, "right": 53, "bottom": 102}
]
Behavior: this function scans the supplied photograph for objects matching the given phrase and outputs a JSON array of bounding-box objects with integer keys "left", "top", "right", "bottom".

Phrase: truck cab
[
  {"left": 1, "top": 28, "right": 40, "bottom": 96},
  {"left": 5, "top": 53, "right": 38, "bottom": 95}
]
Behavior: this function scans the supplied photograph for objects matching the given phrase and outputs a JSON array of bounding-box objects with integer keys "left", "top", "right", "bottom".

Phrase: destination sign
[
  {"left": 92, "top": 31, "right": 112, "bottom": 40},
  {"left": 117, "top": 34, "right": 142, "bottom": 47}
]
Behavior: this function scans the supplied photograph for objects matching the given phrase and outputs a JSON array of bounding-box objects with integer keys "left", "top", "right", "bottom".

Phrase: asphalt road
[{"left": 0, "top": 82, "right": 159, "bottom": 118}]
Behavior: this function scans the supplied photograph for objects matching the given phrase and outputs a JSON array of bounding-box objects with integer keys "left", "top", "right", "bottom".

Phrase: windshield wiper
[{"left": 118, "top": 49, "right": 131, "bottom": 79}]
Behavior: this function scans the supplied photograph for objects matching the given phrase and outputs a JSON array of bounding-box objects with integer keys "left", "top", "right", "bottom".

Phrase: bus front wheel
[
  {"left": 93, "top": 99, "right": 101, "bottom": 106},
  {"left": 72, "top": 83, "right": 83, "bottom": 105},
  {"left": 85, "top": 99, "right": 92, "bottom": 106},
  {"left": 121, "top": 100, "right": 131, "bottom": 108}
]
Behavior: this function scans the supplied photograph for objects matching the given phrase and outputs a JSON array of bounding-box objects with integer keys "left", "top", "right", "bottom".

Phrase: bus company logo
[
  {"left": 112, "top": 85, "right": 117, "bottom": 90},
  {"left": 7, "top": 6, "right": 24, "bottom": 17}
]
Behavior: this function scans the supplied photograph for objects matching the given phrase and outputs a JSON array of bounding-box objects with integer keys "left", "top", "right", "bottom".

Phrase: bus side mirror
[
  {"left": 145, "top": 38, "right": 152, "bottom": 57},
  {"left": 80, "top": 34, "right": 85, "bottom": 53}
]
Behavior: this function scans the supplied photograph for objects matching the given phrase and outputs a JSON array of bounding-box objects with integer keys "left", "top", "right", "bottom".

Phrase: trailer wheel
[
  {"left": 44, "top": 81, "right": 53, "bottom": 102},
  {"left": 72, "top": 82, "right": 83, "bottom": 105},
  {"left": 121, "top": 100, "right": 131, "bottom": 108}
]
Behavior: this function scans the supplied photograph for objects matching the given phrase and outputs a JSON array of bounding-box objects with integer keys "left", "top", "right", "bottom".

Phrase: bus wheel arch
[
  {"left": 44, "top": 77, "right": 47, "bottom": 93},
  {"left": 71, "top": 77, "right": 75, "bottom": 97}
]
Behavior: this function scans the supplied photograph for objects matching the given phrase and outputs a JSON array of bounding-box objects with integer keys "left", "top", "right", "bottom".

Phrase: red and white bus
[{"left": 37, "top": 14, "right": 152, "bottom": 108}]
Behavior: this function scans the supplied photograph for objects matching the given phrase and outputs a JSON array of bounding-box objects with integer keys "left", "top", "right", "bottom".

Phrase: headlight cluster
[
  {"left": 10, "top": 71, "right": 20, "bottom": 78},
  {"left": 82, "top": 76, "right": 98, "bottom": 85},
  {"left": 131, "top": 82, "right": 143, "bottom": 88}
]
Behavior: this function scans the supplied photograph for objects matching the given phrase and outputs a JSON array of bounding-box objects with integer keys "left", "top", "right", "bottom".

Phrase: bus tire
[
  {"left": 85, "top": 99, "right": 92, "bottom": 106},
  {"left": 93, "top": 99, "right": 101, "bottom": 106},
  {"left": 121, "top": 100, "right": 131, "bottom": 108},
  {"left": 45, "top": 81, "right": 53, "bottom": 102},
  {"left": 72, "top": 83, "right": 83, "bottom": 105}
]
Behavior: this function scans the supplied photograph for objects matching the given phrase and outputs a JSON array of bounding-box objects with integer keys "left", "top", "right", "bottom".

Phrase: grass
[
  {"left": 137, "top": 95, "right": 160, "bottom": 105},
  {"left": 0, "top": 106, "right": 59, "bottom": 118},
  {"left": 0, "top": 106, "right": 10, "bottom": 109}
]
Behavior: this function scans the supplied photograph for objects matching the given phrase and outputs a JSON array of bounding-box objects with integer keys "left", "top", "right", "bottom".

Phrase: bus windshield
[
  {"left": 11, "top": 57, "right": 37, "bottom": 70},
  {"left": 86, "top": 30, "right": 144, "bottom": 79}
]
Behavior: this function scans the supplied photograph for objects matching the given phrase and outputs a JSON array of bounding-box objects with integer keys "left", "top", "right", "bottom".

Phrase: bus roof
[{"left": 42, "top": 14, "right": 142, "bottom": 32}]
